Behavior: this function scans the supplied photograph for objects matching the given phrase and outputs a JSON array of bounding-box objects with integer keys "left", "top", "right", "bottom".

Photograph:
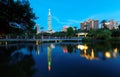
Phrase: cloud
[
  {"left": 52, "top": 16, "right": 81, "bottom": 26},
  {"left": 52, "top": 16, "right": 67, "bottom": 24}
]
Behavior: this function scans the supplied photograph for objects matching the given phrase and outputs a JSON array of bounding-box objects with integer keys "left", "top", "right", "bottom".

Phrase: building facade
[
  {"left": 62, "top": 26, "right": 70, "bottom": 32},
  {"left": 36, "top": 24, "right": 40, "bottom": 34},
  {"left": 104, "top": 19, "right": 119, "bottom": 30},
  {"left": 80, "top": 19, "right": 99, "bottom": 30}
]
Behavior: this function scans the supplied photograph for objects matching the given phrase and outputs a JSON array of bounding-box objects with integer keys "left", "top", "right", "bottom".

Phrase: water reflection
[
  {"left": 104, "top": 48, "right": 118, "bottom": 58},
  {"left": 1, "top": 42, "right": 120, "bottom": 77},
  {"left": 36, "top": 45, "right": 40, "bottom": 55},
  {"left": 0, "top": 44, "right": 36, "bottom": 77},
  {"left": 34, "top": 44, "right": 44, "bottom": 55},
  {"left": 47, "top": 45, "right": 52, "bottom": 71},
  {"left": 77, "top": 42, "right": 119, "bottom": 60},
  {"left": 61, "top": 44, "right": 77, "bottom": 53},
  {"left": 47, "top": 44, "right": 55, "bottom": 71},
  {"left": 60, "top": 42, "right": 120, "bottom": 60}
]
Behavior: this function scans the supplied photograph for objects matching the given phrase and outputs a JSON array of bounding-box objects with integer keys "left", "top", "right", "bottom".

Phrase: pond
[{"left": 0, "top": 42, "right": 120, "bottom": 77}]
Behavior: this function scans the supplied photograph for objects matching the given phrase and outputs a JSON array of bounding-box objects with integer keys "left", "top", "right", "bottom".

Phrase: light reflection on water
[
  {"left": 77, "top": 44, "right": 119, "bottom": 60},
  {"left": 0, "top": 42, "right": 120, "bottom": 77}
]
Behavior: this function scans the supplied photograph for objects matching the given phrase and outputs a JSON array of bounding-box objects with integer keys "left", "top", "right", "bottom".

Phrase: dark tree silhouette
[
  {"left": 67, "top": 27, "right": 74, "bottom": 37},
  {"left": 0, "top": 0, "right": 37, "bottom": 34},
  {"left": 118, "top": 24, "right": 120, "bottom": 30}
]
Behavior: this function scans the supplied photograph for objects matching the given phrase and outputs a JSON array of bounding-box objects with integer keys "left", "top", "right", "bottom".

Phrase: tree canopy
[
  {"left": 101, "top": 20, "right": 108, "bottom": 29},
  {"left": 67, "top": 27, "right": 74, "bottom": 37},
  {"left": 88, "top": 29, "right": 112, "bottom": 40},
  {"left": 0, "top": 0, "right": 37, "bottom": 34}
]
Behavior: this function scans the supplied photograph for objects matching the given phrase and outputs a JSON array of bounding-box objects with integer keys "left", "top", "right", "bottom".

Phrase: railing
[{"left": 0, "top": 35, "right": 82, "bottom": 42}]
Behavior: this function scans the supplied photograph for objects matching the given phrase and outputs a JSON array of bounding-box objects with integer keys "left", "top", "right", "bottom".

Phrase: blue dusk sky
[{"left": 29, "top": 0, "right": 120, "bottom": 31}]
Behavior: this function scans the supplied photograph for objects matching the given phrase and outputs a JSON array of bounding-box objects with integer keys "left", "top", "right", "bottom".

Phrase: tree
[
  {"left": 40, "top": 27, "right": 44, "bottom": 32},
  {"left": 74, "top": 26, "right": 77, "bottom": 34},
  {"left": 101, "top": 20, "right": 108, "bottom": 29},
  {"left": 74, "top": 26, "right": 77, "bottom": 31},
  {"left": 67, "top": 45, "right": 74, "bottom": 53},
  {"left": 88, "top": 29, "right": 96, "bottom": 38},
  {"left": 118, "top": 24, "right": 120, "bottom": 30},
  {"left": 95, "top": 29, "right": 111, "bottom": 40},
  {"left": 67, "top": 27, "right": 74, "bottom": 37},
  {"left": 0, "top": 0, "right": 37, "bottom": 34},
  {"left": 88, "top": 29, "right": 112, "bottom": 40},
  {"left": 111, "top": 29, "right": 120, "bottom": 37}
]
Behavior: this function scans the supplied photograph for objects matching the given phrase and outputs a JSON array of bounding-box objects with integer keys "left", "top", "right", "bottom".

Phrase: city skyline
[{"left": 29, "top": 0, "right": 120, "bottom": 31}]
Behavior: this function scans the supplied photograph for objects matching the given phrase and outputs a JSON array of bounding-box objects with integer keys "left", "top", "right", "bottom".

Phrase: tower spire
[{"left": 48, "top": 8, "right": 51, "bottom": 16}]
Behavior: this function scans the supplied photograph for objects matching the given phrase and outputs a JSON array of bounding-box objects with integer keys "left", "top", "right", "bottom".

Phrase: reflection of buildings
[
  {"left": 35, "top": 44, "right": 44, "bottom": 55},
  {"left": 77, "top": 44, "right": 98, "bottom": 60},
  {"left": 77, "top": 44, "right": 119, "bottom": 60},
  {"left": 35, "top": 44, "right": 43, "bottom": 55},
  {"left": 47, "top": 44, "right": 55, "bottom": 71},
  {"left": 81, "top": 49, "right": 98, "bottom": 60},
  {"left": 47, "top": 46, "right": 51, "bottom": 71},
  {"left": 61, "top": 44, "right": 76, "bottom": 53},
  {"left": 36, "top": 45, "right": 40, "bottom": 55},
  {"left": 104, "top": 48, "right": 118, "bottom": 58},
  {"left": 62, "top": 46, "right": 68, "bottom": 53}
]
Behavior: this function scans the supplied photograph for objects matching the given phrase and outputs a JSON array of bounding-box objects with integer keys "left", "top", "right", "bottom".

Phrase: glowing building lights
[{"left": 105, "top": 52, "right": 111, "bottom": 58}]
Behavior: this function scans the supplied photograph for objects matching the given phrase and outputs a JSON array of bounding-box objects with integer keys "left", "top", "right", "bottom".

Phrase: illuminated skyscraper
[{"left": 48, "top": 8, "right": 52, "bottom": 32}]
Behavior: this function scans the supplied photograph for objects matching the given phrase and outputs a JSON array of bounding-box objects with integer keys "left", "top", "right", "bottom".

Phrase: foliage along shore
[{"left": 82, "top": 29, "right": 120, "bottom": 43}]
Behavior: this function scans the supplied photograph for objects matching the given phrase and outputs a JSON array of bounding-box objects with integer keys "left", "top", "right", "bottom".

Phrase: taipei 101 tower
[{"left": 48, "top": 8, "right": 52, "bottom": 32}]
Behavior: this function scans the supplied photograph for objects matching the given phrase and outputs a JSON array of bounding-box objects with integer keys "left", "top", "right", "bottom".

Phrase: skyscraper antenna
[{"left": 48, "top": 8, "right": 51, "bottom": 16}]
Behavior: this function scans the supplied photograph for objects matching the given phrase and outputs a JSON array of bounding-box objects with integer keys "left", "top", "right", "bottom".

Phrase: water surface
[{"left": 0, "top": 42, "right": 120, "bottom": 77}]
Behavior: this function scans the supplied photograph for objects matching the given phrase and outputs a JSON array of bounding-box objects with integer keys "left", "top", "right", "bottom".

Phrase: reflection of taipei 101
[
  {"left": 48, "top": 8, "right": 52, "bottom": 32},
  {"left": 47, "top": 46, "right": 51, "bottom": 71}
]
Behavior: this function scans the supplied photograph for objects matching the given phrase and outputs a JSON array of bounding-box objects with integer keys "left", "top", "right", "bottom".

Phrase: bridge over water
[
  {"left": 0, "top": 36, "right": 83, "bottom": 44},
  {"left": 0, "top": 37, "right": 82, "bottom": 41}
]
